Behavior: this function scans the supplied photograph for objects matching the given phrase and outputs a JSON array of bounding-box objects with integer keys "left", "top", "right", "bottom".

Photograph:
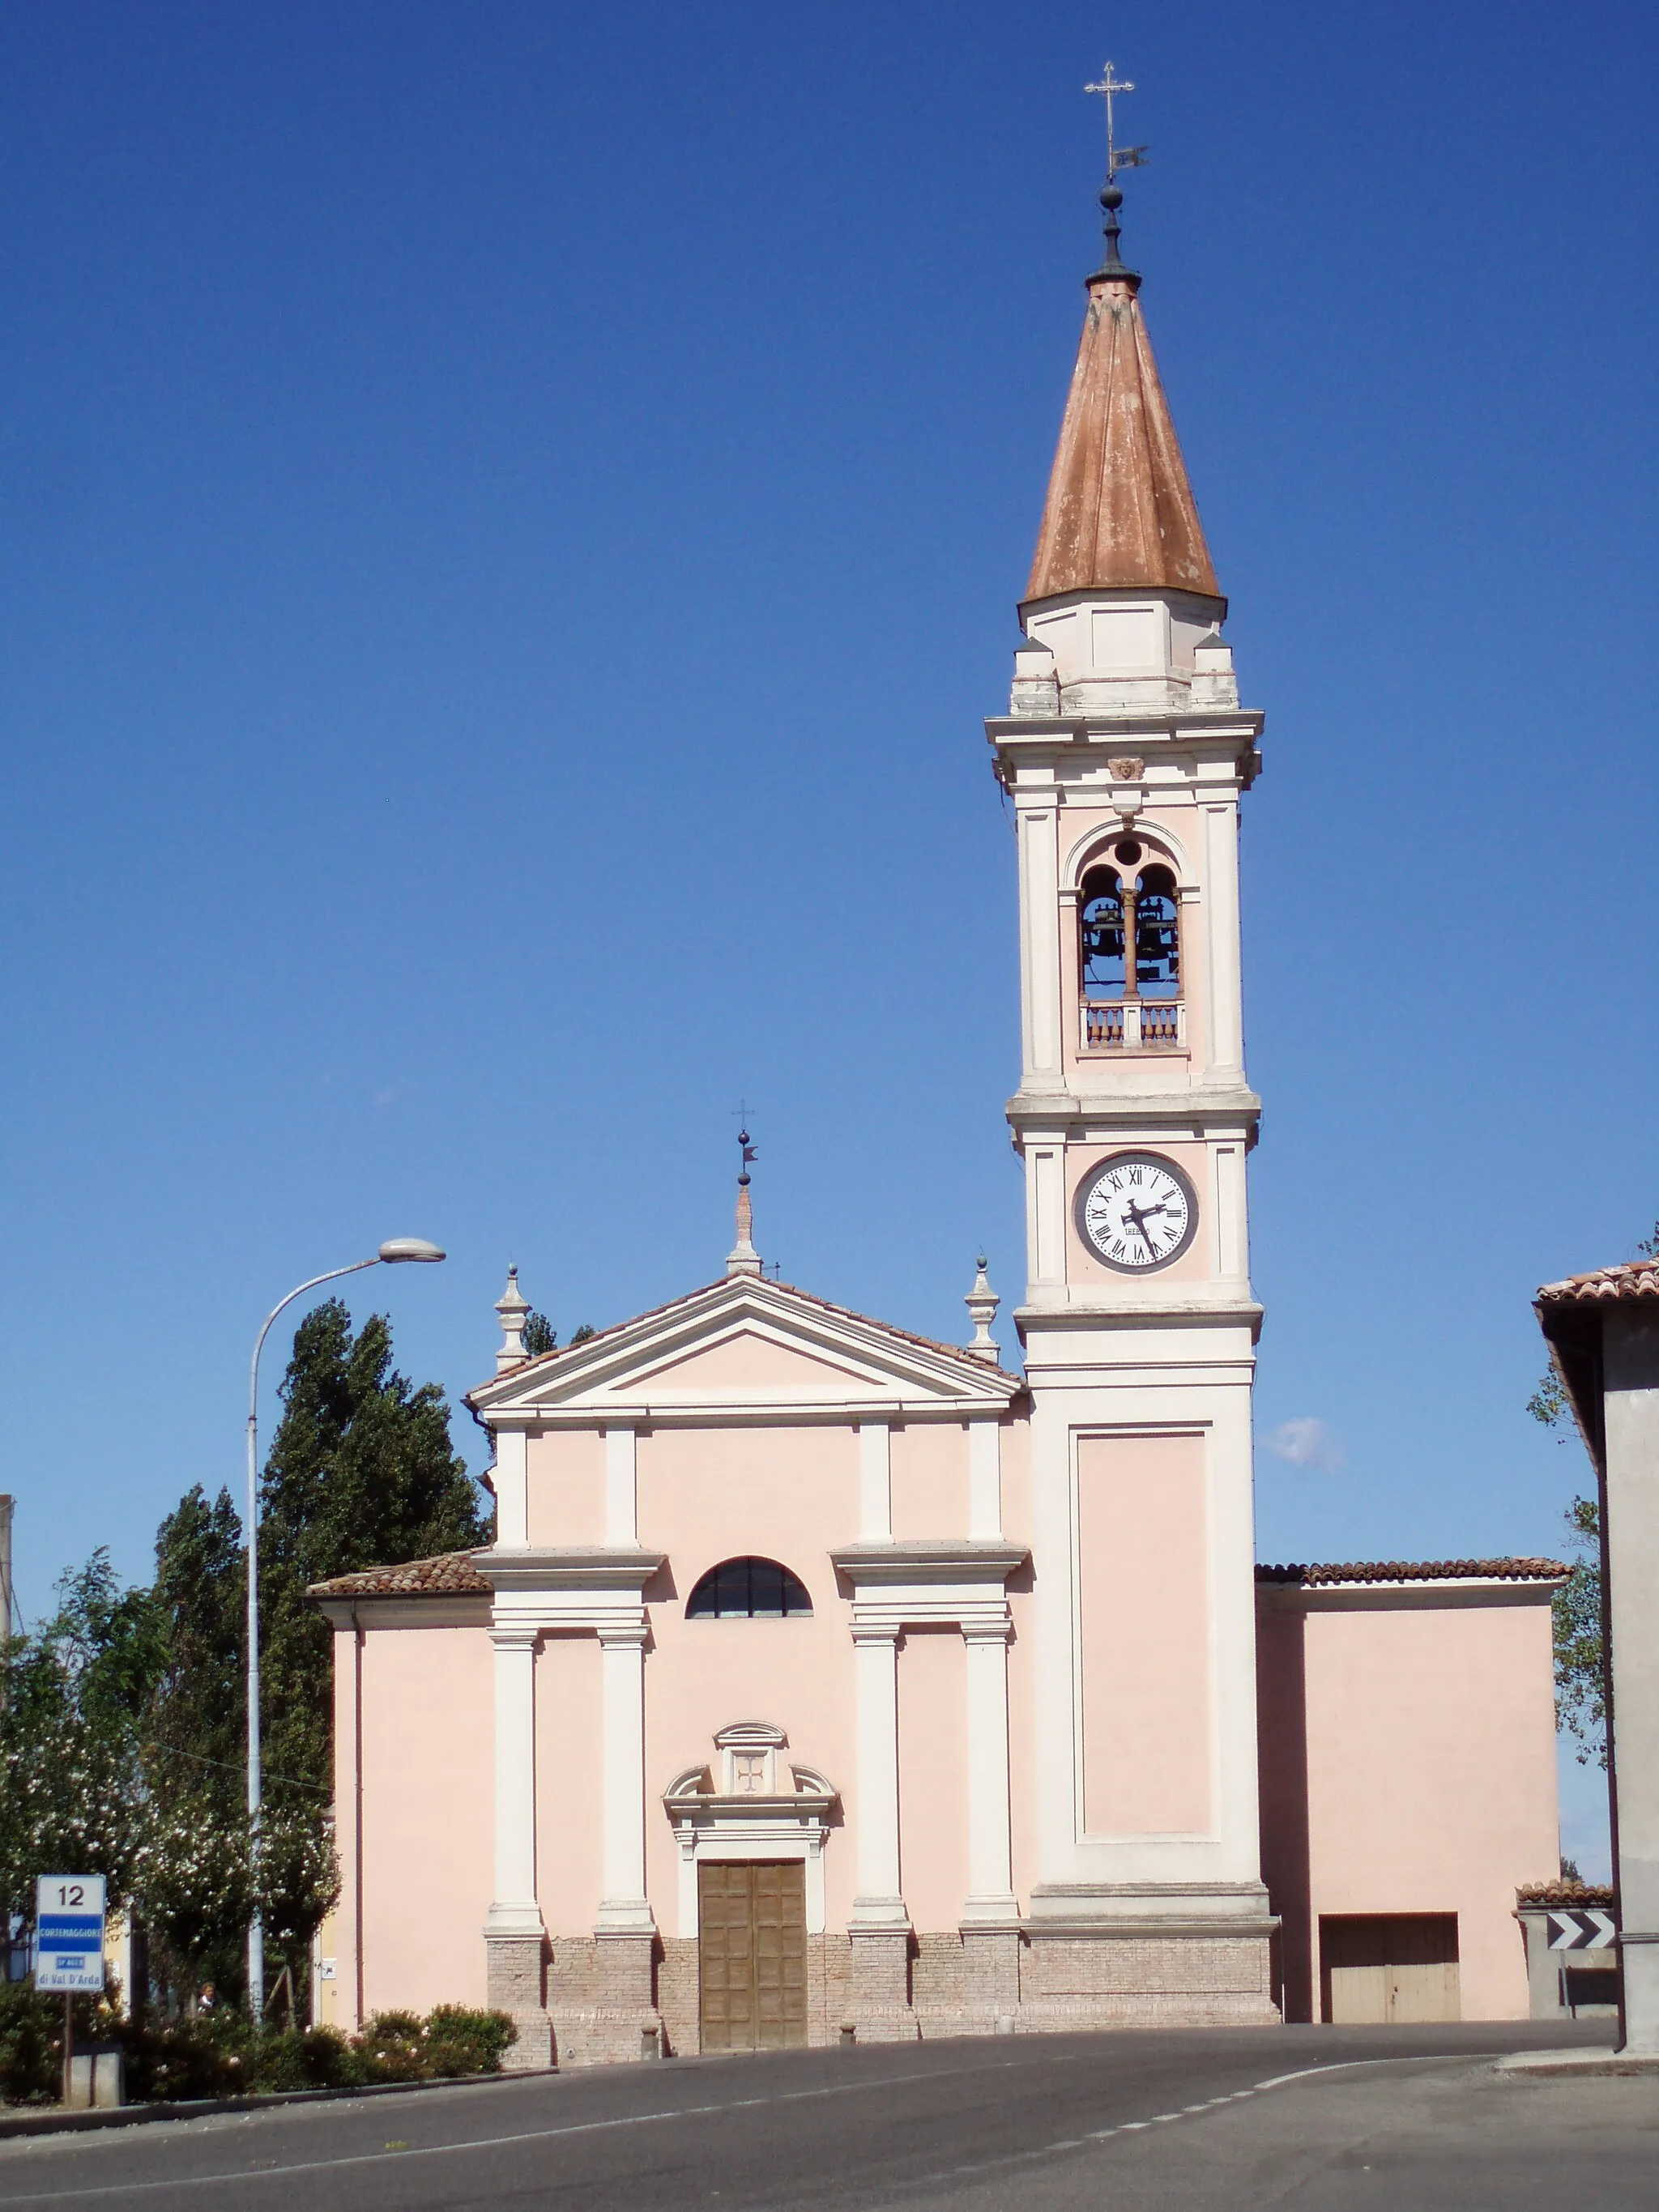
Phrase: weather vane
[
  {"left": 1084, "top": 61, "right": 1149, "bottom": 182},
  {"left": 731, "top": 1102, "right": 757, "bottom": 1187}
]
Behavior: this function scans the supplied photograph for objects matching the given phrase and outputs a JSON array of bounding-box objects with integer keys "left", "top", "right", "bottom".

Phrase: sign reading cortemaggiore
[
  {"left": 34, "top": 1875, "right": 107, "bottom": 1993},
  {"left": 1547, "top": 1906, "right": 1618, "bottom": 1951}
]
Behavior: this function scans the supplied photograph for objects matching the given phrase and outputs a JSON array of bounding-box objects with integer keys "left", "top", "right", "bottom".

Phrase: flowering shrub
[{"left": 0, "top": 1995, "right": 516, "bottom": 2107}]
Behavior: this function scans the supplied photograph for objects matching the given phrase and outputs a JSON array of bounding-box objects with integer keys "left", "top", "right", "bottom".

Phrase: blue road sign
[{"left": 34, "top": 1876, "right": 106, "bottom": 1994}]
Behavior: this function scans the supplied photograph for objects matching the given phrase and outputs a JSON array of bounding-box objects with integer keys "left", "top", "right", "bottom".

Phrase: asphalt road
[{"left": 0, "top": 2022, "right": 1638, "bottom": 2212}]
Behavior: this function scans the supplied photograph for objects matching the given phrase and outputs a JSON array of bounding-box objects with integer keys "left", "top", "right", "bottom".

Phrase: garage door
[{"left": 1319, "top": 1913, "right": 1461, "bottom": 2023}]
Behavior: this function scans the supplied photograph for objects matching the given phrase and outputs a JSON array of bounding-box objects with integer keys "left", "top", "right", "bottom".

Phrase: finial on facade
[
  {"left": 965, "top": 1254, "right": 1001, "bottom": 1362},
  {"left": 495, "top": 1264, "right": 531, "bottom": 1372},
  {"left": 1084, "top": 61, "right": 1147, "bottom": 283},
  {"left": 726, "top": 1125, "right": 762, "bottom": 1277}
]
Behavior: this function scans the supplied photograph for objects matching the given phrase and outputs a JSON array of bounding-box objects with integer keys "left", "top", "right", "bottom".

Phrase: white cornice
[
  {"left": 1005, "top": 1085, "right": 1260, "bottom": 1131},
  {"left": 483, "top": 1397, "right": 1024, "bottom": 1431},
  {"left": 468, "top": 1272, "right": 1021, "bottom": 1426},
  {"left": 473, "top": 1546, "right": 665, "bottom": 1593},
  {"left": 830, "top": 1542, "right": 1027, "bottom": 1587},
  {"left": 313, "top": 1596, "right": 489, "bottom": 1630}
]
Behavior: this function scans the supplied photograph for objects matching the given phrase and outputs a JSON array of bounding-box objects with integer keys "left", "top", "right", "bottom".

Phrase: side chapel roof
[
  {"left": 1536, "top": 1260, "right": 1659, "bottom": 1305},
  {"left": 310, "top": 1551, "right": 490, "bottom": 1599},
  {"left": 1256, "top": 1558, "right": 1567, "bottom": 1588}
]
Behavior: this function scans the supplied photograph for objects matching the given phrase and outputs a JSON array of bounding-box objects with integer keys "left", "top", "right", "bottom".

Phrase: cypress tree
[{"left": 256, "top": 1300, "right": 488, "bottom": 1813}]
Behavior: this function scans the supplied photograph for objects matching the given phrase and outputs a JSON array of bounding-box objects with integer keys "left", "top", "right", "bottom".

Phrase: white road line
[
  {"left": 0, "top": 2046, "right": 1522, "bottom": 2207},
  {"left": 1251, "top": 2053, "right": 1503, "bottom": 2093},
  {"left": 0, "top": 2052, "right": 1076, "bottom": 2206}
]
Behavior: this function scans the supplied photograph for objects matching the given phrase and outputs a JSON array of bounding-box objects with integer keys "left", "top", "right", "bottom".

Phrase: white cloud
[{"left": 1265, "top": 1417, "right": 1346, "bottom": 1473}]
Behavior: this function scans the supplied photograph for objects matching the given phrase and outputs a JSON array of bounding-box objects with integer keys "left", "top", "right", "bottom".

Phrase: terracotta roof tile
[
  {"left": 308, "top": 1551, "right": 489, "bottom": 1599},
  {"left": 1256, "top": 1558, "right": 1567, "bottom": 1588},
  {"left": 1537, "top": 1259, "right": 1659, "bottom": 1305},
  {"left": 1516, "top": 1881, "right": 1615, "bottom": 1908}
]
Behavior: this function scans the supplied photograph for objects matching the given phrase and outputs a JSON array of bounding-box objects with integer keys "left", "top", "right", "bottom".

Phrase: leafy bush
[
  {"left": 1, "top": 1995, "right": 514, "bottom": 2107},
  {"left": 0, "top": 1984, "right": 64, "bottom": 2106},
  {"left": 423, "top": 2005, "right": 517, "bottom": 2077},
  {"left": 356, "top": 2010, "right": 429, "bottom": 2083},
  {"left": 117, "top": 2018, "right": 237, "bottom": 2104}
]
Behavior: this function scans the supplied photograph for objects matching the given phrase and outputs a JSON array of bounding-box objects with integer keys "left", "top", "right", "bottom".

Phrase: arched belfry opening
[{"left": 1079, "top": 839, "right": 1183, "bottom": 1049}]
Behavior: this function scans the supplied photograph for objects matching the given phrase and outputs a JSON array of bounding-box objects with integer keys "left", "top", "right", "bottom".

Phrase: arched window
[
  {"left": 1078, "top": 841, "right": 1182, "bottom": 1050},
  {"left": 1133, "top": 862, "right": 1179, "bottom": 998},
  {"left": 1079, "top": 867, "right": 1125, "bottom": 999},
  {"left": 687, "top": 1558, "right": 813, "bottom": 1619}
]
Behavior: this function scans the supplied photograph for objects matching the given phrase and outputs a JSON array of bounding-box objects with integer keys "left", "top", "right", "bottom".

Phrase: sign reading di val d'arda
[{"left": 34, "top": 1875, "right": 106, "bottom": 1993}]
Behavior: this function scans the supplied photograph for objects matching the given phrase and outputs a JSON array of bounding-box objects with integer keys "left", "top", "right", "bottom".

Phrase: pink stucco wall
[
  {"left": 898, "top": 1626, "right": 969, "bottom": 1931},
  {"left": 1000, "top": 1417, "right": 1038, "bottom": 1904},
  {"left": 1257, "top": 1588, "right": 1560, "bottom": 2022},
  {"left": 351, "top": 1618, "right": 494, "bottom": 2019},
  {"left": 635, "top": 1421, "right": 861, "bottom": 1933},
  {"left": 525, "top": 1426, "right": 605, "bottom": 1545},
  {"left": 535, "top": 1633, "right": 605, "bottom": 1933},
  {"left": 1078, "top": 1432, "right": 1209, "bottom": 1834},
  {"left": 890, "top": 1421, "right": 967, "bottom": 1543}
]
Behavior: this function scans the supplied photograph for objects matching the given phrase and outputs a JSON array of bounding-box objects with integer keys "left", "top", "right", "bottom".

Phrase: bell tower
[{"left": 991, "top": 173, "right": 1276, "bottom": 2009}]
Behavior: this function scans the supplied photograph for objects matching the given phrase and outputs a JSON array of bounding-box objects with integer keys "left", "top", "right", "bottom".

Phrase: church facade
[{"left": 311, "top": 194, "right": 1564, "bottom": 2060}]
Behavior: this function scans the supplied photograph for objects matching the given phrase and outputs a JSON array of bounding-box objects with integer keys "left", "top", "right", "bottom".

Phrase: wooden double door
[{"left": 698, "top": 1860, "right": 808, "bottom": 2052}]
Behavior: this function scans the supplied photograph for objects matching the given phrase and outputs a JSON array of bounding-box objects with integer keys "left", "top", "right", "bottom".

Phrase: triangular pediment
[
  {"left": 467, "top": 1275, "right": 1019, "bottom": 1423},
  {"left": 626, "top": 1331, "right": 872, "bottom": 1398}
]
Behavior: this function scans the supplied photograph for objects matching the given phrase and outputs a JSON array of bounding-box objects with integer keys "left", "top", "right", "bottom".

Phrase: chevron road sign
[{"left": 1548, "top": 1907, "right": 1618, "bottom": 1951}]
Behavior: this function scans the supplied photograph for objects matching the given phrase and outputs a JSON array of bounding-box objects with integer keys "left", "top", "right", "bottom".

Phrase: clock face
[{"left": 1074, "top": 1152, "right": 1198, "bottom": 1272}]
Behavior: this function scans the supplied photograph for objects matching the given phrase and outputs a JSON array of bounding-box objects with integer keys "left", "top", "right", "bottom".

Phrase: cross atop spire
[
  {"left": 1084, "top": 60, "right": 1149, "bottom": 278},
  {"left": 726, "top": 1118, "right": 762, "bottom": 1277}
]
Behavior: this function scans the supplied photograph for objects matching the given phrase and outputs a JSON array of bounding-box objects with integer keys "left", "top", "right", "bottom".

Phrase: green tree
[
  {"left": 0, "top": 1555, "right": 162, "bottom": 1921},
  {"left": 522, "top": 1311, "right": 596, "bottom": 1357},
  {"left": 150, "top": 1487, "right": 245, "bottom": 1820},
  {"left": 1552, "top": 1494, "right": 1606, "bottom": 1769}
]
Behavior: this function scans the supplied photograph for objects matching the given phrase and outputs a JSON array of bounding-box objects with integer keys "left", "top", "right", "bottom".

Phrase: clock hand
[{"left": 1123, "top": 1198, "right": 1165, "bottom": 1249}]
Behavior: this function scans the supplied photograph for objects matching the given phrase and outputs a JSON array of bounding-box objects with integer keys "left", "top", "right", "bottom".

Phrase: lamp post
[{"left": 245, "top": 1238, "right": 445, "bottom": 2019}]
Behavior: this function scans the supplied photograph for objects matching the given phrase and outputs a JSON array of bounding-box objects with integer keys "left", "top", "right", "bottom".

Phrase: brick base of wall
[
  {"left": 546, "top": 1933, "right": 666, "bottom": 2067},
  {"left": 530, "top": 1926, "right": 1277, "bottom": 2065},
  {"left": 484, "top": 1934, "right": 554, "bottom": 2071}
]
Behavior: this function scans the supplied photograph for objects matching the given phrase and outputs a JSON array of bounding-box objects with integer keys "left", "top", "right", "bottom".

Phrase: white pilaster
[
  {"left": 967, "top": 1419, "right": 1003, "bottom": 1541},
  {"left": 595, "top": 1622, "right": 655, "bottom": 1933},
  {"left": 1202, "top": 797, "right": 1244, "bottom": 1082},
  {"left": 603, "top": 1426, "right": 638, "bottom": 1545},
  {"left": 1018, "top": 800, "right": 1064, "bottom": 1089},
  {"left": 962, "top": 1622, "right": 1017, "bottom": 1922},
  {"left": 485, "top": 1628, "right": 543, "bottom": 1937},
  {"left": 859, "top": 1421, "right": 892, "bottom": 1541},
  {"left": 493, "top": 1428, "right": 528, "bottom": 1548},
  {"left": 1026, "top": 1140, "right": 1067, "bottom": 1295},
  {"left": 850, "top": 1625, "right": 907, "bottom": 1928}
]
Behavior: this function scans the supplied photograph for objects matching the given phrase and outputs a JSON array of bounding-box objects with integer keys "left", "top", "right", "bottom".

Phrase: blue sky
[{"left": 1, "top": 2, "right": 1652, "bottom": 1869}]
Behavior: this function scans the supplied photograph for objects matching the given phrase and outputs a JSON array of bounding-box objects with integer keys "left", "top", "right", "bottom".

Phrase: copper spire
[{"left": 1025, "top": 185, "right": 1220, "bottom": 605}]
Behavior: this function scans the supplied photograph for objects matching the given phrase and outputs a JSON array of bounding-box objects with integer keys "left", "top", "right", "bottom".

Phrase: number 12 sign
[{"left": 35, "top": 1876, "right": 106, "bottom": 1994}]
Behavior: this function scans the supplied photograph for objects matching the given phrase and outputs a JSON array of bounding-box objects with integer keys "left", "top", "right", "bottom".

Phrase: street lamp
[{"left": 245, "top": 1238, "right": 445, "bottom": 2018}]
